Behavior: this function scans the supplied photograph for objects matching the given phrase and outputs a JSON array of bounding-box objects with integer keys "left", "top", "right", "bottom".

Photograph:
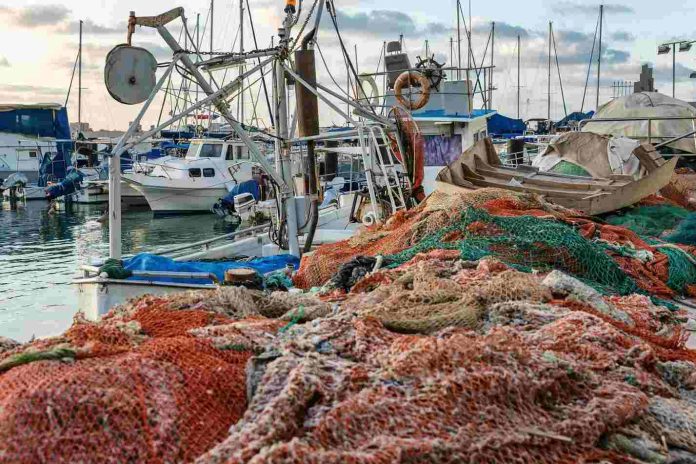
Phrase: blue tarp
[
  {"left": 0, "top": 106, "right": 71, "bottom": 139},
  {"left": 123, "top": 252, "right": 299, "bottom": 285},
  {"left": 487, "top": 113, "right": 526, "bottom": 139},
  {"left": 554, "top": 111, "right": 594, "bottom": 128},
  {"left": 45, "top": 168, "right": 83, "bottom": 199}
]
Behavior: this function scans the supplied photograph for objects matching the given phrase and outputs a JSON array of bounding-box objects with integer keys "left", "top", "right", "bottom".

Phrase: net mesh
[
  {"left": 5, "top": 181, "right": 696, "bottom": 463},
  {"left": 0, "top": 287, "right": 298, "bottom": 464}
]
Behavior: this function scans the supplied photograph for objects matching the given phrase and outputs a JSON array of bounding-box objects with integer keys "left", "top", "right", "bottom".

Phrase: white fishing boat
[{"left": 123, "top": 138, "right": 260, "bottom": 214}]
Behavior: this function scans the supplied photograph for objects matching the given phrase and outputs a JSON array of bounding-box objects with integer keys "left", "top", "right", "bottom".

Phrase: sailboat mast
[
  {"left": 490, "top": 21, "right": 494, "bottom": 109},
  {"left": 210, "top": 0, "right": 214, "bottom": 122},
  {"left": 456, "top": 0, "right": 461, "bottom": 80},
  {"left": 547, "top": 21, "right": 551, "bottom": 123},
  {"left": 78, "top": 19, "right": 82, "bottom": 133},
  {"left": 517, "top": 34, "right": 520, "bottom": 119},
  {"left": 239, "top": 0, "right": 244, "bottom": 124},
  {"left": 596, "top": 4, "right": 603, "bottom": 109}
]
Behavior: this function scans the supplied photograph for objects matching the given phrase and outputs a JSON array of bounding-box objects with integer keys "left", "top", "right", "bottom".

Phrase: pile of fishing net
[
  {"left": 0, "top": 286, "right": 331, "bottom": 464},
  {"left": 196, "top": 265, "right": 696, "bottom": 463},
  {"left": 296, "top": 188, "right": 696, "bottom": 301}
]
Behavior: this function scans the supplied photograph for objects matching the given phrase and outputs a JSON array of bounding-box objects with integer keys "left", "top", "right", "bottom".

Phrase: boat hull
[{"left": 125, "top": 177, "right": 228, "bottom": 214}]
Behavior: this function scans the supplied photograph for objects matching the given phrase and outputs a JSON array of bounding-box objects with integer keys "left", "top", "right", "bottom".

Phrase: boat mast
[
  {"left": 596, "top": 4, "right": 603, "bottom": 109},
  {"left": 466, "top": 0, "right": 472, "bottom": 113},
  {"left": 239, "top": 0, "right": 244, "bottom": 125},
  {"left": 210, "top": 0, "right": 214, "bottom": 122},
  {"left": 489, "top": 21, "right": 494, "bottom": 109},
  {"left": 78, "top": 19, "right": 82, "bottom": 134},
  {"left": 517, "top": 34, "right": 520, "bottom": 119},
  {"left": 547, "top": 21, "right": 551, "bottom": 123},
  {"left": 456, "top": 0, "right": 461, "bottom": 80}
]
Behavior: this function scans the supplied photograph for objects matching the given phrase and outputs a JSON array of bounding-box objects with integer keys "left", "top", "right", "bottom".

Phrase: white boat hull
[
  {"left": 125, "top": 177, "right": 228, "bottom": 214},
  {"left": 75, "top": 277, "right": 215, "bottom": 321}
]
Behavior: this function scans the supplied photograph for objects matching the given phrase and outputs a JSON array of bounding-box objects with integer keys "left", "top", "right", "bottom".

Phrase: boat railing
[
  {"left": 578, "top": 116, "right": 696, "bottom": 151},
  {"left": 79, "top": 264, "right": 219, "bottom": 283}
]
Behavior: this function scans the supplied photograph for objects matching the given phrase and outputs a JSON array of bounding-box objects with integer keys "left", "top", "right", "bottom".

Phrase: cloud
[
  {"left": 0, "top": 56, "right": 9, "bottom": 67},
  {"left": 550, "top": 2, "right": 634, "bottom": 16},
  {"left": 333, "top": 10, "right": 452, "bottom": 37},
  {"left": 0, "top": 84, "right": 66, "bottom": 96},
  {"left": 9, "top": 4, "right": 71, "bottom": 27},
  {"left": 473, "top": 21, "right": 531, "bottom": 39},
  {"left": 611, "top": 31, "right": 634, "bottom": 41},
  {"left": 650, "top": 62, "right": 696, "bottom": 83},
  {"left": 57, "top": 19, "right": 124, "bottom": 35}
]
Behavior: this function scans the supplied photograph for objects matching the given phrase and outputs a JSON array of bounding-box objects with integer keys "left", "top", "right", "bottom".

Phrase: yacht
[{"left": 123, "top": 138, "right": 263, "bottom": 214}]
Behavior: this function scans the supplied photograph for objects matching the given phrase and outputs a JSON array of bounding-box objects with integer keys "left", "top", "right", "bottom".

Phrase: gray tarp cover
[{"left": 583, "top": 92, "right": 696, "bottom": 153}]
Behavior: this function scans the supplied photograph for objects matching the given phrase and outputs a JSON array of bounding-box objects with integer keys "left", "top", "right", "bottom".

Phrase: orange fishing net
[{"left": 0, "top": 290, "right": 286, "bottom": 464}]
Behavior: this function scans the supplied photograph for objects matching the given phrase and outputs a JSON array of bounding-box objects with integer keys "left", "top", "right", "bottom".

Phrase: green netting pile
[
  {"left": 665, "top": 213, "right": 696, "bottom": 246},
  {"left": 549, "top": 160, "right": 591, "bottom": 177},
  {"left": 604, "top": 205, "right": 690, "bottom": 238},
  {"left": 387, "top": 207, "right": 638, "bottom": 295},
  {"left": 660, "top": 245, "right": 696, "bottom": 293}
]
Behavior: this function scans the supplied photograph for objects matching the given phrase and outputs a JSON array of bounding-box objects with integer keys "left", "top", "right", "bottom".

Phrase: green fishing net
[
  {"left": 665, "top": 213, "right": 696, "bottom": 246},
  {"left": 550, "top": 160, "right": 591, "bottom": 177},
  {"left": 661, "top": 246, "right": 696, "bottom": 294},
  {"left": 604, "top": 205, "right": 690, "bottom": 238},
  {"left": 387, "top": 207, "right": 638, "bottom": 295}
]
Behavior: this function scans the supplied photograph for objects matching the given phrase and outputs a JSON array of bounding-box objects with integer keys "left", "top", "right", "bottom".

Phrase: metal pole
[
  {"left": 449, "top": 37, "right": 453, "bottom": 80},
  {"left": 548, "top": 21, "right": 551, "bottom": 123},
  {"left": 490, "top": 21, "right": 494, "bottom": 109},
  {"left": 272, "top": 16, "right": 300, "bottom": 257},
  {"left": 596, "top": 4, "right": 603, "bottom": 109},
  {"left": 673, "top": 46, "right": 676, "bottom": 98},
  {"left": 456, "top": 0, "right": 461, "bottom": 80},
  {"left": 517, "top": 34, "right": 520, "bottom": 119},
  {"left": 78, "top": 19, "right": 82, "bottom": 133},
  {"left": 210, "top": 0, "right": 214, "bottom": 122},
  {"left": 466, "top": 0, "right": 472, "bottom": 112},
  {"left": 239, "top": 0, "right": 244, "bottom": 125},
  {"left": 109, "top": 59, "right": 177, "bottom": 259}
]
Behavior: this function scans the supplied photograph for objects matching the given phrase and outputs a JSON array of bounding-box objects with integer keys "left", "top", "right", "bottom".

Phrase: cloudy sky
[{"left": 1, "top": 0, "right": 695, "bottom": 131}]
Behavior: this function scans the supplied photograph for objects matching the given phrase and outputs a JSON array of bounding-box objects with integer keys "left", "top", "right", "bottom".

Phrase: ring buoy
[
  {"left": 394, "top": 71, "right": 430, "bottom": 110},
  {"left": 356, "top": 73, "right": 380, "bottom": 108}
]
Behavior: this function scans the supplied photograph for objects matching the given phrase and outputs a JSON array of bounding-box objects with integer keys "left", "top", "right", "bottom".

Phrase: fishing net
[
  {"left": 603, "top": 204, "right": 690, "bottom": 237},
  {"left": 294, "top": 188, "right": 578, "bottom": 290},
  {"left": 343, "top": 259, "right": 551, "bottom": 333},
  {"left": 665, "top": 212, "right": 696, "bottom": 246},
  {"left": 0, "top": 287, "right": 302, "bottom": 464},
  {"left": 195, "top": 304, "right": 693, "bottom": 464},
  {"left": 549, "top": 160, "right": 591, "bottom": 177}
]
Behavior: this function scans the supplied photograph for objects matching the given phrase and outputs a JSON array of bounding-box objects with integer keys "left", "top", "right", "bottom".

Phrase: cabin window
[
  {"left": 199, "top": 143, "right": 222, "bottom": 158},
  {"left": 225, "top": 145, "right": 235, "bottom": 160},
  {"left": 236, "top": 146, "right": 249, "bottom": 160},
  {"left": 28, "top": 151, "right": 37, "bottom": 158},
  {"left": 203, "top": 168, "right": 215, "bottom": 177},
  {"left": 188, "top": 168, "right": 201, "bottom": 177}
]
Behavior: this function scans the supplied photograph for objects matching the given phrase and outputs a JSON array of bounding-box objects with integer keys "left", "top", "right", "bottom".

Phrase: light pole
[{"left": 658, "top": 40, "right": 696, "bottom": 98}]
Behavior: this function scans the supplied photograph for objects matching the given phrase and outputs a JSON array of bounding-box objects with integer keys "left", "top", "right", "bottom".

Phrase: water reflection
[{"left": 0, "top": 200, "right": 231, "bottom": 342}]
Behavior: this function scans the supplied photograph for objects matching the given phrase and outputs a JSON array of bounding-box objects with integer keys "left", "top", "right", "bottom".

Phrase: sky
[{"left": 1, "top": 0, "right": 696, "bottom": 131}]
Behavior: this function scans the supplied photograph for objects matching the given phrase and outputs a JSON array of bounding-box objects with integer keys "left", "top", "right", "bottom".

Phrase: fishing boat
[
  {"left": 436, "top": 132, "right": 677, "bottom": 215},
  {"left": 123, "top": 138, "right": 266, "bottom": 214}
]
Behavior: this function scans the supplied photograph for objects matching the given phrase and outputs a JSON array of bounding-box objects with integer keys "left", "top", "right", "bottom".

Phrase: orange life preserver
[{"left": 394, "top": 71, "right": 430, "bottom": 110}]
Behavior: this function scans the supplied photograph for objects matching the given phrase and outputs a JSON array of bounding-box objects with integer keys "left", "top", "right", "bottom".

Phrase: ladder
[{"left": 361, "top": 126, "right": 410, "bottom": 220}]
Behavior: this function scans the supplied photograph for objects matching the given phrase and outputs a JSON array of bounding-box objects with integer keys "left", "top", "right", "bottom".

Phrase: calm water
[{"left": 0, "top": 200, "right": 236, "bottom": 342}]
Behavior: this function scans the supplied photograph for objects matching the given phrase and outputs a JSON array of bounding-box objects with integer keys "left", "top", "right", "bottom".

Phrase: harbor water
[{"left": 0, "top": 200, "right": 236, "bottom": 342}]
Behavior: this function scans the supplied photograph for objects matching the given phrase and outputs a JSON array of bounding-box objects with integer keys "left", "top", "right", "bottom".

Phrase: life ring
[
  {"left": 394, "top": 71, "right": 430, "bottom": 110},
  {"left": 356, "top": 74, "right": 380, "bottom": 108}
]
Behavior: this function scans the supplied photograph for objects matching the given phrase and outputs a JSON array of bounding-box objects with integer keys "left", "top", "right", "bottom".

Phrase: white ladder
[{"left": 366, "top": 125, "right": 409, "bottom": 214}]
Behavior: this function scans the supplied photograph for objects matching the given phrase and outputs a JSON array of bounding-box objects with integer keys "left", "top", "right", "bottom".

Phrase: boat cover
[
  {"left": 583, "top": 92, "right": 696, "bottom": 153},
  {"left": 532, "top": 132, "right": 643, "bottom": 179},
  {"left": 123, "top": 252, "right": 299, "bottom": 284},
  {"left": 486, "top": 113, "right": 526, "bottom": 139}
]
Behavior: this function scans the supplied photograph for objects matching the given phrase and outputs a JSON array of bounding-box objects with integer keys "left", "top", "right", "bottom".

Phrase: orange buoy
[{"left": 394, "top": 71, "right": 430, "bottom": 111}]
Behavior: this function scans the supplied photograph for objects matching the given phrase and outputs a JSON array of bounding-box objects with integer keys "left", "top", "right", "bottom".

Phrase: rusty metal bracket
[{"left": 127, "top": 8, "right": 184, "bottom": 45}]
